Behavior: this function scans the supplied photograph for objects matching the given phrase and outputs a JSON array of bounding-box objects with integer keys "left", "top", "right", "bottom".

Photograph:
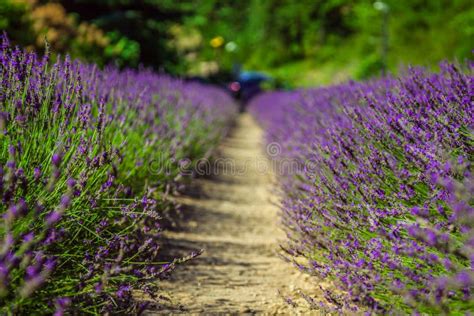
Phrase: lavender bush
[
  {"left": 250, "top": 64, "right": 473, "bottom": 314},
  {"left": 0, "top": 36, "right": 236, "bottom": 314}
]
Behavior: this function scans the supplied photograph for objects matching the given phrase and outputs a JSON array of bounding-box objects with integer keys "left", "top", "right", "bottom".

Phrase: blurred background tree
[
  {"left": 188, "top": 0, "right": 473, "bottom": 85},
  {"left": 1, "top": 0, "right": 472, "bottom": 85}
]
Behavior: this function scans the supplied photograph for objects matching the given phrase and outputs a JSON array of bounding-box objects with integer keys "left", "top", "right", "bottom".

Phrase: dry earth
[{"left": 146, "top": 114, "right": 326, "bottom": 315}]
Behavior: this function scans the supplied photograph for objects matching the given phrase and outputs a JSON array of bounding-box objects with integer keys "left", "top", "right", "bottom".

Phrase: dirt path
[{"left": 147, "top": 113, "right": 321, "bottom": 314}]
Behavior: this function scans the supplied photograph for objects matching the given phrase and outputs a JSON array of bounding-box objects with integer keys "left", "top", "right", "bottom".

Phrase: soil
[{"left": 145, "top": 113, "right": 326, "bottom": 314}]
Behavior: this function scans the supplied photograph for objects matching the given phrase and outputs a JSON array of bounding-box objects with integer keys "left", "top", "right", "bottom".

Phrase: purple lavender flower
[
  {"left": 250, "top": 62, "right": 473, "bottom": 314},
  {"left": 45, "top": 211, "right": 62, "bottom": 226},
  {"left": 52, "top": 154, "right": 62, "bottom": 167},
  {"left": 0, "top": 32, "right": 235, "bottom": 314}
]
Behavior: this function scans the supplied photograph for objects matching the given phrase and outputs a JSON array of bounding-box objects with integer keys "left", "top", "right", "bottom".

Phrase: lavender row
[
  {"left": 249, "top": 64, "right": 473, "bottom": 314},
  {"left": 0, "top": 35, "right": 236, "bottom": 314}
]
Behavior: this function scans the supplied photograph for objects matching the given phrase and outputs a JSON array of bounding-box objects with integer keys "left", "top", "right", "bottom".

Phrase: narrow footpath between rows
[{"left": 147, "top": 113, "right": 324, "bottom": 314}]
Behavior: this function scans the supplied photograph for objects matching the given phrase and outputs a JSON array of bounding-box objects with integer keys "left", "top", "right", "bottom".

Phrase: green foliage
[
  {"left": 355, "top": 54, "right": 385, "bottom": 80},
  {"left": 61, "top": 0, "right": 195, "bottom": 73},
  {"left": 1, "top": 0, "right": 471, "bottom": 82},
  {"left": 185, "top": 0, "right": 473, "bottom": 84},
  {"left": 0, "top": 0, "right": 34, "bottom": 45},
  {"left": 103, "top": 31, "right": 140, "bottom": 68}
]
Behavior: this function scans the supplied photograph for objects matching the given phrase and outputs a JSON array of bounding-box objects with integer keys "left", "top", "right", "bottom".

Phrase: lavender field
[
  {"left": 0, "top": 2, "right": 473, "bottom": 314},
  {"left": 0, "top": 36, "right": 236, "bottom": 314},
  {"left": 250, "top": 64, "right": 473, "bottom": 314}
]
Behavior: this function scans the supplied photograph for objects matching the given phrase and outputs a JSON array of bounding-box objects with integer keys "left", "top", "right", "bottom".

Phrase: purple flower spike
[
  {"left": 22, "top": 232, "right": 34, "bottom": 243},
  {"left": 34, "top": 167, "right": 41, "bottom": 181},
  {"left": 94, "top": 282, "right": 103, "bottom": 294},
  {"left": 52, "top": 153, "right": 62, "bottom": 167},
  {"left": 456, "top": 271, "right": 472, "bottom": 288},
  {"left": 66, "top": 178, "right": 76, "bottom": 188},
  {"left": 46, "top": 211, "right": 62, "bottom": 226}
]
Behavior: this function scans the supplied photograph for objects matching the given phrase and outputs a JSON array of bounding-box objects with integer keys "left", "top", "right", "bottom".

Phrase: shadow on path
[{"left": 145, "top": 113, "right": 323, "bottom": 314}]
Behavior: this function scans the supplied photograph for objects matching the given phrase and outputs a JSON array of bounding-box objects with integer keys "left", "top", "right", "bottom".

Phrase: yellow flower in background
[{"left": 210, "top": 36, "right": 224, "bottom": 48}]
